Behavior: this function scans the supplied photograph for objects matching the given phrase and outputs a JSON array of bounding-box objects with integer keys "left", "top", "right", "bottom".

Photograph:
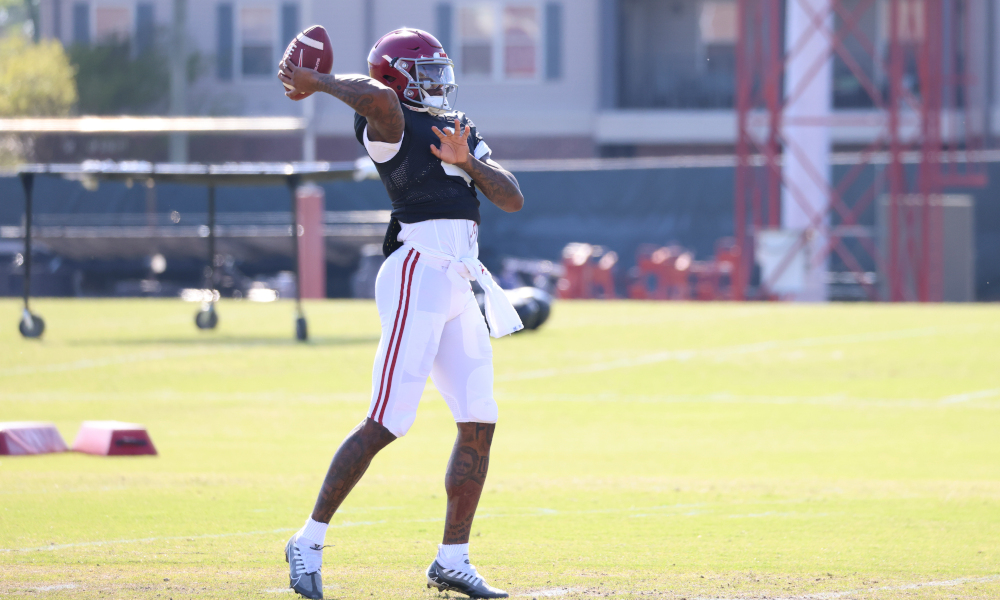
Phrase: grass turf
[{"left": 1, "top": 298, "right": 999, "bottom": 599}]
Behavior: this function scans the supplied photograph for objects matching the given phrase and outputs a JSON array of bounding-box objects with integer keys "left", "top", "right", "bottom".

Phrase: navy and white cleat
[
  {"left": 426, "top": 559, "right": 508, "bottom": 599},
  {"left": 285, "top": 535, "right": 324, "bottom": 599}
]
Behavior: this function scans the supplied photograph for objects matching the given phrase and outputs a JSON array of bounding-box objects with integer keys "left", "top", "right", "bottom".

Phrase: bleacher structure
[{"left": 12, "top": 160, "right": 386, "bottom": 340}]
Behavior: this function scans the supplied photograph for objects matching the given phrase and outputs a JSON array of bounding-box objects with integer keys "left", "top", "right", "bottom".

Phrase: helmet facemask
[{"left": 390, "top": 55, "right": 458, "bottom": 115}]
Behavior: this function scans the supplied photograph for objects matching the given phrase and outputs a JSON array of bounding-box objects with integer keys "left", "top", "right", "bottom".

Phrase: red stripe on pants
[
  {"left": 377, "top": 251, "right": 420, "bottom": 424},
  {"left": 370, "top": 248, "right": 414, "bottom": 421}
]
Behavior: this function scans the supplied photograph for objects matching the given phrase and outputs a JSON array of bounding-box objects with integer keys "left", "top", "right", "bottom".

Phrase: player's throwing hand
[
  {"left": 430, "top": 118, "right": 471, "bottom": 167},
  {"left": 278, "top": 61, "right": 319, "bottom": 99}
]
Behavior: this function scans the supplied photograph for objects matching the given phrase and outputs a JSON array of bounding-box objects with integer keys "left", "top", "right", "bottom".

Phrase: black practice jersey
[{"left": 354, "top": 108, "right": 490, "bottom": 225}]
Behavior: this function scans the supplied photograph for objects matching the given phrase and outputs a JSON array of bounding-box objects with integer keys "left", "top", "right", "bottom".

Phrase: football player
[{"left": 278, "top": 28, "right": 524, "bottom": 600}]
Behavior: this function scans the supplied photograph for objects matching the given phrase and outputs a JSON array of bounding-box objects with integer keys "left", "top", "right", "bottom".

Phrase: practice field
[{"left": 1, "top": 299, "right": 999, "bottom": 599}]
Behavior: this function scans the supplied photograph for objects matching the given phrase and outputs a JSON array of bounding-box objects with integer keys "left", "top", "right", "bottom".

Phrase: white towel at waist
[{"left": 402, "top": 241, "right": 524, "bottom": 338}]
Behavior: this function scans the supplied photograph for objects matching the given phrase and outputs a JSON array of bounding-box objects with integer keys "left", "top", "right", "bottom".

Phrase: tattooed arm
[
  {"left": 278, "top": 62, "right": 404, "bottom": 143},
  {"left": 461, "top": 157, "right": 524, "bottom": 213},
  {"left": 430, "top": 118, "right": 524, "bottom": 213}
]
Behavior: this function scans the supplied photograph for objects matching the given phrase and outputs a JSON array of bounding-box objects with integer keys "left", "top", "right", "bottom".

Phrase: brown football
[{"left": 281, "top": 25, "right": 334, "bottom": 100}]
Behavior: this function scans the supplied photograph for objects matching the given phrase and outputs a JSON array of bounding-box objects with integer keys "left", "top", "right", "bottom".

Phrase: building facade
[{"left": 35, "top": 0, "right": 1000, "bottom": 161}]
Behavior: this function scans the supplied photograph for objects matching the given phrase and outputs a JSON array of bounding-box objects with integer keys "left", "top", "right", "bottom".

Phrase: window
[
  {"left": 135, "top": 3, "right": 155, "bottom": 54},
  {"left": 217, "top": 3, "right": 234, "bottom": 80},
  {"left": 281, "top": 3, "right": 299, "bottom": 49},
  {"left": 879, "top": 0, "right": 924, "bottom": 42},
  {"left": 699, "top": 0, "right": 735, "bottom": 75},
  {"left": 436, "top": 4, "right": 453, "bottom": 55},
  {"left": 459, "top": 5, "right": 494, "bottom": 76},
  {"left": 618, "top": 0, "right": 735, "bottom": 108},
  {"left": 240, "top": 6, "right": 274, "bottom": 77},
  {"left": 94, "top": 6, "right": 130, "bottom": 43},
  {"left": 72, "top": 2, "right": 90, "bottom": 44},
  {"left": 699, "top": 0, "right": 736, "bottom": 45},
  {"left": 503, "top": 5, "right": 538, "bottom": 78},
  {"left": 544, "top": 2, "right": 561, "bottom": 80},
  {"left": 454, "top": 2, "right": 548, "bottom": 80},
  {"left": 53, "top": 0, "right": 64, "bottom": 40}
]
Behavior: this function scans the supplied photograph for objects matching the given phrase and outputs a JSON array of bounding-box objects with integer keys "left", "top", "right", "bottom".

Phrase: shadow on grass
[{"left": 65, "top": 335, "right": 381, "bottom": 347}]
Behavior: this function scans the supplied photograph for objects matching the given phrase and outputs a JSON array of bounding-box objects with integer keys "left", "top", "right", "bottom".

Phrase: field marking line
[
  {"left": 0, "top": 347, "right": 236, "bottom": 377},
  {"left": 500, "top": 389, "right": 1000, "bottom": 410},
  {"left": 0, "top": 390, "right": 372, "bottom": 403},
  {"left": 1, "top": 520, "right": 384, "bottom": 553},
  {"left": 696, "top": 574, "right": 1000, "bottom": 600},
  {"left": 0, "top": 505, "right": 683, "bottom": 553},
  {"left": 940, "top": 388, "right": 1000, "bottom": 405},
  {"left": 498, "top": 326, "right": 974, "bottom": 382},
  {"left": 33, "top": 584, "right": 78, "bottom": 591},
  {"left": 3, "top": 500, "right": 822, "bottom": 554},
  {"left": 545, "top": 307, "right": 775, "bottom": 330},
  {"left": 517, "top": 587, "right": 579, "bottom": 597}
]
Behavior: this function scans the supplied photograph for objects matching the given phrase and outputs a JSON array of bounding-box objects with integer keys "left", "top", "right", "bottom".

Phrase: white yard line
[
  {"left": 1, "top": 521, "right": 381, "bottom": 553},
  {"left": 498, "top": 326, "right": 962, "bottom": 382},
  {"left": 940, "top": 388, "right": 1000, "bottom": 405},
  {"left": 696, "top": 574, "right": 1000, "bottom": 600},
  {"left": 0, "top": 347, "right": 233, "bottom": 377},
  {"left": 518, "top": 587, "right": 579, "bottom": 597},
  {"left": 0, "top": 390, "right": 370, "bottom": 403},
  {"left": 498, "top": 391, "right": 1000, "bottom": 409},
  {"left": 3, "top": 501, "right": 826, "bottom": 554},
  {"left": 33, "top": 584, "right": 78, "bottom": 591},
  {"left": 19, "top": 576, "right": 1000, "bottom": 597},
  {"left": 545, "top": 306, "right": 774, "bottom": 330}
]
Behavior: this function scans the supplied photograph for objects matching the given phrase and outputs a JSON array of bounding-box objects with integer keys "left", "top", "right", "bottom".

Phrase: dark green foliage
[{"left": 68, "top": 40, "right": 169, "bottom": 115}]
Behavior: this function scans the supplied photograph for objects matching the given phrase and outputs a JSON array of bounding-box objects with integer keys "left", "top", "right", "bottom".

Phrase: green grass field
[{"left": 1, "top": 298, "right": 999, "bottom": 599}]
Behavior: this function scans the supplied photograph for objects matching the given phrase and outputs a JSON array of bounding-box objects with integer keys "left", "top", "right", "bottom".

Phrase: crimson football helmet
[{"left": 368, "top": 28, "right": 457, "bottom": 115}]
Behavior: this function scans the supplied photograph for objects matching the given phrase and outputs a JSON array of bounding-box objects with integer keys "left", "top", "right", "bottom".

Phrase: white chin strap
[
  {"left": 423, "top": 95, "right": 445, "bottom": 109},
  {"left": 418, "top": 89, "right": 450, "bottom": 114}
]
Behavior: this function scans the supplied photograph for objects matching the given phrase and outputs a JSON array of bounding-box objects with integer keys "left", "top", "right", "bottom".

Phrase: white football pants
[{"left": 367, "top": 227, "right": 496, "bottom": 437}]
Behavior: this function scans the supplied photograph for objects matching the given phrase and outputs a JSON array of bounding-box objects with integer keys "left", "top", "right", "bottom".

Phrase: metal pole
[
  {"left": 169, "top": 0, "right": 188, "bottom": 162},
  {"left": 19, "top": 173, "right": 34, "bottom": 310},
  {"left": 302, "top": 0, "right": 317, "bottom": 162},
  {"left": 888, "top": 0, "right": 903, "bottom": 301},
  {"left": 17, "top": 172, "right": 45, "bottom": 338},
  {"left": 734, "top": 0, "right": 748, "bottom": 301},
  {"left": 288, "top": 174, "right": 308, "bottom": 341},
  {"left": 194, "top": 183, "right": 219, "bottom": 330},
  {"left": 766, "top": 0, "right": 781, "bottom": 228},
  {"left": 289, "top": 175, "right": 301, "bottom": 308},
  {"left": 918, "top": 0, "right": 944, "bottom": 302},
  {"left": 207, "top": 184, "right": 216, "bottom": 290}
]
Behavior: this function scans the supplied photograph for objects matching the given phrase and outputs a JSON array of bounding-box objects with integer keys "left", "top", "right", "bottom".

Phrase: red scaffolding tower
[{"left": 734, "top": 0, "right": 988, "bottom": 301}]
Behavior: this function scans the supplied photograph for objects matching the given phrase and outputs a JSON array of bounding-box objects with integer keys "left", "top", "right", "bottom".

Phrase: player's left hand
[
  {"left": 430, "top": 118, "right": 471, "bottom": 168},
  {"left": 278, "top": 60, "right": 319, "bottom": 98}
]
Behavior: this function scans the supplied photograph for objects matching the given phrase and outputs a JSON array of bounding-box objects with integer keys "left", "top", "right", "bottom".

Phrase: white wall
[
  {"left": 40, "top": 0, "right": 599, "bottom": 141},
  {"left": 38, "top": 0, "right": 1000, "bottom": 153}
]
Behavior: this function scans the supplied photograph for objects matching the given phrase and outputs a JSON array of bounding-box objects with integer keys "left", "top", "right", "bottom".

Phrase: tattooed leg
[
  {"left": 442, "top": 422, "right": 495, "bottom": 544},
  {"left": 311, "top": 417, "right": 397, "bottom": 523}
]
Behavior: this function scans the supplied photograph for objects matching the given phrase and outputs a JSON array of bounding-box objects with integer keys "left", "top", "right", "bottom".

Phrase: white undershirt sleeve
[
  {"left": 441, "top": 139, "right": 493, "bottom": 184},
  {"left": 474, "top": 140, "right": 492, "bottom": 161},
  {"left": 363, "top": 124, "right": 403, "bottom": 163}
]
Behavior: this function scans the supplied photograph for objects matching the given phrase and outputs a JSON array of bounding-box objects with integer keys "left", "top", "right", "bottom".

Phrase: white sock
[
  {"left": 436, "top": 543, "right": 470, "bottom": 570},
  {"left": 299, "top": 518, "right": 328, "bottom": 546}
]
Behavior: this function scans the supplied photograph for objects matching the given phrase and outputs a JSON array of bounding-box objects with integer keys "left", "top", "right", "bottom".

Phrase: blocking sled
[{"left": 72, "top": 421, "right": 158, "bottom": 456}]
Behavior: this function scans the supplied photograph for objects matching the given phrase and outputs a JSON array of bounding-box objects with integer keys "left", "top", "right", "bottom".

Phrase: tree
[
  {"left": 0, "top": 0, "right": 39, "bottom": 41},
  {"left": 68, "top": 40, "right": 170, "bottom": 115},
  {"left": 0, "top": 34, "right": 77, "bottom": 165},
  {"left": 0, "top": 34, "right": 77, "bottom": 116}
]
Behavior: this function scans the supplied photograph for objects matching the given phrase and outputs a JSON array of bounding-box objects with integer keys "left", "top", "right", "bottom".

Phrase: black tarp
[{"left": 2, "top": 162, "right": 998, "bottom": 300}]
